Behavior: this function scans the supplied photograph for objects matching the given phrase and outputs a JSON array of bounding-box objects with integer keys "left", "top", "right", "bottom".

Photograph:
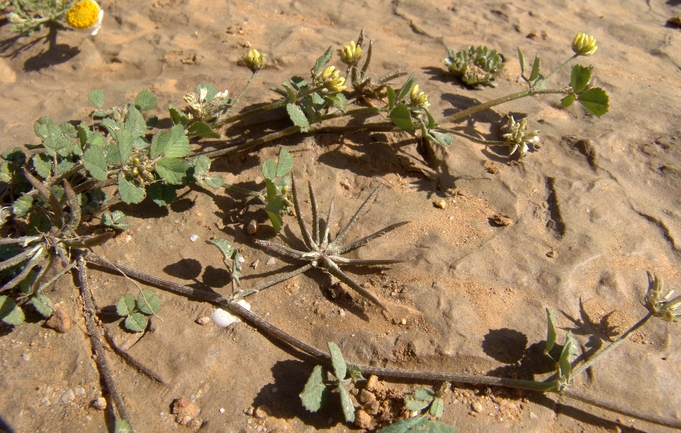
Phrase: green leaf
[
  {"left": 275, "top": 148, "right": 293, "bottom": 177},
  {"left": 168, "top": 103, "right": 190, "bottom": 126},
  {"left": 377, "top": 417, "right": 427, "bottom": 433},
  {"left": 88, "top": 89, "right": 105, "bottom": 109},
  {"left": 205, "top": 176, "right": 224, "bottom": 188},
  {"left": 265, "top": 179, "right": 277, "bottom": 202},
  {"left": 338, "top": 384, "right": 355, "bottom": 423},
  {"left": 155, "top": 157, "right": 189, "bottom": 185},
  {"left": 117, "top": 172, "right": 146, "bottom": 204},
  {"left": 136, "top": 289, "right": 161, "bottom": 315},
  {"left": 116, "top": 294, "right": 136, "bottom": 316},
  {"left": 395, "top": 75, "right": 416, "bottom": 101},
  {"left": 570, "top": 64, "right": 593, "bottom": 93},
  {"left": 148, "top": 183, "right": 177, "bottom": 206},
  {"left": 561, "top": 94, "right": 576, "bottom": 107},
  {"left": 517, "top": 48, "right": 526, "bottom": 77},
  {"left": 150, "top": 130, "right": 170, "bottom": 159},
  {"left": 32, "top": 153, "right": 52, "bottom": 179},
  {"left": 544, "top": 308, "right": 557, "bottom": 359},
  {"left": 390, "top": 104, "right": 415, "bottom": 134},
  {"left": 262, "top": 158, "right": 277, "bottom": 181},
  {"left": 124, "top": 312, "right": 148, "bottom": 332},
  {"left": 429, "top": 397, "right": 444, "bottom": 418},
  {"left": 428, "top": 130, "right": 453, "bottom": 147},
  {"left": 414, "top": 389, "right": 435, "bottom": 400},
  {"left": 187, "top": 121, "right": 221, "bottom": 139},
  {"left": 196, "top": 83, "right": 217, "bottom": 102},
  {"left": 125, "top": 105, "right": 147, "bottom": 140},
  {"left": 578, "top": 87, "right": 609, "bottom": 117},
  {"left": 328, "top": 342, "right": 347, "bottom": 380},
  {"left": 286, "top": 103, "right": 310, "bottom": 132},
  {"left": 300, "top": 364, "right": 327, "bottom": 412},
  {"left": 265, "top": 209, "right": 283, "bottom": 234},
  {"left": 164, "top": 124, "right": 191, "bottom": 158},
  {"left": 135, "top": 90, "right": 157, "bottom": 111},
  {"left": 113, "top": 129, "right": 133, "bottom": 165},
  {"left": 387, "top": 86, "right": 396, "bottom": 110},
  {"left": 206, "top": 238, "right": 236, "bottom": 267},
  {"left": 102, "top": 210, "right": 130, "bottom": 230},
  {"left": 312, "top": 46, "right": 334, "bottom": 76},
  {"left": 529, "top": 54, "right": 541, "bottom": 82},
  {"left": 558, "top": 331, "right": 578, "bottom": 381},
  {"left": 405, "top": 399, "right": 431, "bottom": 411},
  {"left": 0, "top": 296, "right": 25, "bottom": 326},
  {"left": 55, "top": 160, "right": 75, "bottom": 176},
  {"left": 30, "top": 294, "right": 54, "bottom": 318},
  {"left": 83, "top": 146, "right": 108, "bottom": 181},
  {"left": 114, "top": 420, "right": 133, "bottom": 433},
  {"left": 12, "top": 195, "right": 34, "bottom": 217}
]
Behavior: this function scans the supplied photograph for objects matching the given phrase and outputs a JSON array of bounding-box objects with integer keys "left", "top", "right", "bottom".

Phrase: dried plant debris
[{"left": 255, "top": 177, "right": 409, "bottom": 310}]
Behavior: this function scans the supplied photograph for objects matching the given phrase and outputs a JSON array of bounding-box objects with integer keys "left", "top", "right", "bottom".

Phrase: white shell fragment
[
  {"left": 189, "top": 234, "right": 199, "bottom": 242},
  {"left": 212, "top": 300, "right": 251, "bottom": 328},
  {"left": 266, "top": 257, "right": 276, "bottom": 265}
]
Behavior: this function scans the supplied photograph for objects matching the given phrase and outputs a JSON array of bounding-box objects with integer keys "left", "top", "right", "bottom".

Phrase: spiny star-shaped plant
[{"left": 255, "top": 177, "right": 409, "bottom": 310}]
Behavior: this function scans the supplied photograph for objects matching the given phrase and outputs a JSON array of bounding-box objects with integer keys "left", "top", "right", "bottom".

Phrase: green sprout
[{"left": 444, "top": 45, "right": 505, "bottom": 89}]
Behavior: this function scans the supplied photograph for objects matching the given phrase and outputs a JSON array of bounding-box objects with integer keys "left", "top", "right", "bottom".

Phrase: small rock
[
  {"left": 366, "top": 375, "right": 379, "bottom": 392},
  {"left": 246, "top": 219, "right": 258, "bottom": 235},
  {"left": 546, "top": 250, "right": 557, "bottom": 258},
  {"left": 491, "top": 213, "right": 513, "bottom": 227},
  {"left": 189, "top": 234, "right": 199, "bottom": 242},
  {"left": 433, "top": 198, "right": 447, "bottom": 209},
  {"left": 92, "top": 397, "right": 107, "bottom": 410},
  {"left": 471, "top": 401, "right": 483, "bottom": 413},
  {"left": 354, "top": 409, "right": 376, "bottom": 430},
  {"left": 60, "top": 389, "right": 75, "bottom": 405},
  {"left": 340, "top": 179, "right": 352, "bottom": 190},
  {"left": 266, "top": 257, "right": 276, "bottom": 265},
  {"left": 358, "top": 389, "right": 376, "bottom": 405},
  {"left": 171, "top": 397, "right": 200, "bottom": 426},
  {"left": 45, "top": 305, "right": 71, "bottom": 333},
  {"left": 196, "top": 316, "right": 211, "bottom": 326},
  {"left": 254, "top": 405, "right": 271, "bottom": 419},
  {"left": 667, "top": 16, "right": 681, "bottom": 28}
]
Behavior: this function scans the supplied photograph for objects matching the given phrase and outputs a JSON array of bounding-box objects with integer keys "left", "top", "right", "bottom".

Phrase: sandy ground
[{"left": 1, "top": 0, "right": 681, "bottom": 432}]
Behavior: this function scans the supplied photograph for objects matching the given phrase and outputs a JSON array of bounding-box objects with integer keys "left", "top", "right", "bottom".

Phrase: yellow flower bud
[
  {"left": 338, "top": 40, "right": 362, "bottom": 65},
  {"left": 409, "top": 84, "right": 430, "bottom": 109},
  {"left": 572, "top": 32, "right": 598, "bottom": 56},
  {"left": 65, "top": 0, "right": 103, "bottom": 36},
  {"left": 320, "top": 66, "right": 347, "bottom": 93},
  {"left": 243, "top": 49, "right": 266, "bottom": 72}
]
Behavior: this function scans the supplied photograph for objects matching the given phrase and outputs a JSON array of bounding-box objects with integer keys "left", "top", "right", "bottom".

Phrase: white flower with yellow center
[{"left": 65, "top": 0, "right": 103, "bottom": 36}]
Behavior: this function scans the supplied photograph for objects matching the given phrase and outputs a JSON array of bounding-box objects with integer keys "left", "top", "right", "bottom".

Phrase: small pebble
[
  {"left": 254, "top": 405, "right": 271, "bottom": 419},
  {"left": 22, "top": 353, "right": 30, "bottom": 361},
  {"left": 433, "top": 199, "right": 447, "bottom": 209},
  {"left": 189, "top": 234, "right": 199, "bottom": 242},
  {"left": 196, "top": 316, "right": 211, "bottom": 326},
  {"left": 340, "top": 179, "right": 352, "bottom": 190},
  {"left": 546, "top": 250, "right": 557, "bottom": 258},
  {"left": 45, "top": 305, "right": 71, "bottom": 333},
  {"left": 471, "top": 402, "right": 483, "bottom": 413},
  {"left": 219, "top": 408, "right": 225, "bottom": 414},
  {"left": 266, "top": 257, "right": 276, "bottom": 265},
  {"left": 60, "top": 389, "right": 75, "bottom": 405},
  {"left": 92, "top": 397, "right": 107, "bottom": 410},
  {"left": 246, "top": 220, "right": 258, "bottom": 235}
]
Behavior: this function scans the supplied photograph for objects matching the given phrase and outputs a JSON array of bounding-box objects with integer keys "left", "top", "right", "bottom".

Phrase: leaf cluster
[
  {"left": 445, "top": 45, "right": 505, "bottom": 89},
  {"left": 116, "top": 289, "right": 162, "bottom": 332}
]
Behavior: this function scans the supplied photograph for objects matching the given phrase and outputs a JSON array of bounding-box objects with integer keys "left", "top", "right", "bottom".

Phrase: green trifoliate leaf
[
  {"left": 155, "top": 157, "right": 189, "bottom": 185},
  {"left": 300, "top": 364, "right": 327, "bottom": 412},
  {"left": 88, "top": 89, "right": 105, "bottom": 109},
  {"left": 117, "top": 173, "right": 146, "bottom": 204},
  {"left": 116, "top": 294, "right": 136, "bottom": 316},
  {"left": 328, "top": 341, "right": 347, "bottom": 381},
  {"left": 0, "top": 295, "right": 25, "bottom": 326},
  {"left": 578, "top": 87, "right": 609, "bottom": 117},
  {"left": 136, "top": 289, "right": 161, "bottom": 315},
  {"left": 83, "top": 146, "right": 108, "bottom": 181},
  {"left": 390, "top": 104, "right": 415, "bottom": 134},
  {"left": 286, "top": 103, "right": 310, "bottom": 132},
  {"left": 124, "top": 312, "right": 148, "bottom": 332},
  {"left": 570, "top": 64, "right": 593, "bottom": 93},
  {"left": 187, "top": 121, "right": 221, "bottom": 138},
  {"left": 32, "top": 153, "right": 52, "bottom": 179},
  {"left": 163, "top": 124, "right": 191, "bottom": 158},
  {"left": 135, "top": 90, "right": 157, "bottom": 111}
]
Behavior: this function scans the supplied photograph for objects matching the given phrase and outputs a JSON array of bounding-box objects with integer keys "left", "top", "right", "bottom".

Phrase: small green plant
[
  {"left": 444, "top": 45, "right": 505, "bottom": 89},
  {"left": 300, "top": 342, "right": 364, "bottom": 423},
  {"left": 116, "top": 289, "right": 162, "bottom": 332}
]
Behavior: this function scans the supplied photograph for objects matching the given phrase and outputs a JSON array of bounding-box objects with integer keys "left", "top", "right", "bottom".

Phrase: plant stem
[
  {"left": 231, "top": 72, "right": 258, "bottom": 108},
  {"left": 83, "top": 253, "right": 681, "bottom": 429},
  {"left": 76, "top": 255, "right": 136, "bottom": 432},
  {"left": 438, "top": 88, "right": 569, "bottom": 125},
  {"left": 571, "top": 313, "right": 653, "bottom": 378},
  {"left": 435, "top": 126, "right": 507, "bottom": 146}
]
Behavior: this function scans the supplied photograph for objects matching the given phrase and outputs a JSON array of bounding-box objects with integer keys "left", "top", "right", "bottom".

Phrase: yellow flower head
[
  {"left": 338, "top": 40, "right": 362, "bottom": 66},
  {"left": 409, "top": 84, "right": 430, "bottom": 109},
  {"left": 243, "top": 49, "right": 266, "bottom": 72},
  {"left": 320, "top": 65, "right": 347, "bottom": 93},
  {"left": 572, "top": 32, "right": 597, "bottom": 56},
  {"left": 65, "top": 0, "right": 103, "bottom": 35}
]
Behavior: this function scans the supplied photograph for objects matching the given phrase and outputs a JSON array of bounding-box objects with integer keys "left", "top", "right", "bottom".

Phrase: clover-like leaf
[
  {"left": 163, "top": 124, "right": 191, "bottom": 158},
  {"left": 187, "top": 121, "right": 220, "bottom": 139},
  {"left": 88, "top": 89, "right": 105, "bottom": 109},
  {"left": 276, "top": 148, "right": 293, "bottom": 178},
  {"left": 136, "top": 289, "right": 161, "bottom": 315},
  {"left": 116, "top": 294, "right": 136, "bottom": 316},
  {"left": 125, "top": 105, "right": 147, "bottom": 141},
  {"left": 578, "top": 87, "right": 609, "bottom": 117},
  {"left": 148, "top": 183, "right": 177, "bottom": 206},
  {"left": 113, "top": 129, "right": 133, "bottom": 166},
  {"left": 300, "top": 364, "right": 327, "bottom": 412},
  {"left": 102, "top": 210, "right": 130, "bottom": 230},
  {"left": 118, "top": 173, "right": 146, "bottom": 204},
  {"left": 196, "top": 83, "right": 217, "bottom": 102},
  {"left": 12, "top": 194, "right": 34, "bottom": 217},
  {"left": 155, "top": 157, "right": 189, "bottom": 185},
  {"left": 135, "top": 90, "right": 157, "bottom": 112},
  {"left": 83, "top": 146, "right": 108, "bottom": 181},
  {"left": 286, "top": 103, "right": 310, "bottom": 132},
  {"left": 32, "top": 153, "right": 52, "bottom": 179},
  {"left": 124, "top": 312, "right": 148, "bottom": 332},
  {"left": 570, "top": 64, "right": 593, "bottom": 94},
  {"left": 168, "top": 103, "right": 190, "bottom": 126}
]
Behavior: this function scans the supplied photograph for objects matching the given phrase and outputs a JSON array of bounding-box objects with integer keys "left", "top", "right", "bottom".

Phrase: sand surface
[{"left": 1, "top": 0, "right": 681, "bottom": 432}]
